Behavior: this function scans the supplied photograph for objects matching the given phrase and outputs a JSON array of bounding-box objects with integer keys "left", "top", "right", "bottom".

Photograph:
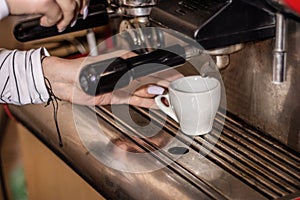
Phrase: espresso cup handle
[{"left": 155, "top": 94, "right": 179, "bottom": 122}]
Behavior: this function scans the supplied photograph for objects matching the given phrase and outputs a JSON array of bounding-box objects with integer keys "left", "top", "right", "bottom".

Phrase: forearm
[{"left": 0, "top": 48, "right": 50, "bottom": 105}]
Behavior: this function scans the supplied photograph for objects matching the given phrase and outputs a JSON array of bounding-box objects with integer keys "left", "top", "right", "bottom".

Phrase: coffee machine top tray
[{"left": 149, "top": 0, "right": 276, "bottom": 49}]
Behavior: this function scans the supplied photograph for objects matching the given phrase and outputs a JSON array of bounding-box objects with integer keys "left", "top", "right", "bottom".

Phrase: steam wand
[{"left": 272, "top": 13, "right": 288, "bottom": 84}]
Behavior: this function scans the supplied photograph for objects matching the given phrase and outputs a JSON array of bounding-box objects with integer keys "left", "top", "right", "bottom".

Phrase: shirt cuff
[
  {"left": 29, "top": 47, "right": 51, "bottom": 104},
  {"left": 0, "top": 0, "right": 9, "bottom": 20}
]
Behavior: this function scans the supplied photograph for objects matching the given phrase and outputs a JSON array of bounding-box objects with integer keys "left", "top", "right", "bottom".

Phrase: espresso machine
[{"left": 9, "top": 0, "right": 300, "bottom": 199}]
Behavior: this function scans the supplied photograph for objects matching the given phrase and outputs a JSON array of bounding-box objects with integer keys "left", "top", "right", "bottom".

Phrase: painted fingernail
[
  {"left": 70, "top": 18, "right": 77, "bottom": 27},
  {"left": 147, "top": 86, "right": 165, "bottom": 95},
  {"left": 58, "top": 27, "right": 66, "bottom": 33},
  {"left": 83, "top": 6, "right": 89, "bottom": 20}
]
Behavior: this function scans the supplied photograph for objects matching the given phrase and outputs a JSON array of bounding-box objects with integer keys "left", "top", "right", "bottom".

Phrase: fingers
[
  {"left": 80, "top": 0, "right": 89, "bottom": 17},
  {"left": 7, "top": 0, "right": 87, "bottom": 31},
  {"left": 132, "top": 85, "right": 164, "bottom": 98},
  {"left": 126, "top": 95, "right": 156, "bottom": 108},
  {"left": 51, "top": 80, "right": 156, "bottom": 108},
  {"left": 39, "top": 1, "right": 63, "bottom": 27},
  {"left": 55, "top": 0, "right": 82, "bottom": 31},
  {"left": 39, "top": 0, "right": 86, "bottom": 32},
  {"left": 136, "top": 85, "right": 157, "bottom": 98},
  {"left": 103, "top": 88, "right": 154, "bottom": 108}
]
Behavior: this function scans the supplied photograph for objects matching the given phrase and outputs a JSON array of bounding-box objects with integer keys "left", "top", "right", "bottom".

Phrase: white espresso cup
[{"left": 155, "top": 76, "right": 221, "bottom": 136}]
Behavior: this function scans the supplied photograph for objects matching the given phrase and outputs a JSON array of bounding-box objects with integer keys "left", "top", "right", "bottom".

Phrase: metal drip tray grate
[
  {"left": 207, "top": 114, "right": 300, "bottom": 199},
  {"left": 93, "top": 105, "right": 300, "bottom": 200}
]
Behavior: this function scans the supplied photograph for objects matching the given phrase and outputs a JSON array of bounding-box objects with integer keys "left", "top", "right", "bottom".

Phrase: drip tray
[{"left": 92, "top": 105, "right": 300, "bottom": 200}]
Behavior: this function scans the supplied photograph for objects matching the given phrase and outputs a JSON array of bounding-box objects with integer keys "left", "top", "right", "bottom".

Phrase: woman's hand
[
  {"left": 6, "top": 0, "right": 87, "bottom": 32},
  {"left": 42, "top": 51, "right": 183, "bottom": 108}
]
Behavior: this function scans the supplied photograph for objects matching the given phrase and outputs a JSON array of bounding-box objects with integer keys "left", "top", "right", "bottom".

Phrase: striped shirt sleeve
[
  {"left": 0, "top": 0, "right": 9, "bottom": 20},
  {"left": 0, "top": 48, "right": 50, "bottom": 105}
]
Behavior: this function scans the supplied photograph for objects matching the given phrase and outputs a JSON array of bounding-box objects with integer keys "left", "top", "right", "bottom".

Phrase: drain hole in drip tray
[{"left": 168, "top": 147, "right": 189, "bottom": 155}]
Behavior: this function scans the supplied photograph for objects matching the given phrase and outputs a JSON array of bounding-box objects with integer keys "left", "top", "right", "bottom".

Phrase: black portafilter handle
[
  {"left": 79, "top": 44, "right": 186, "bottom": 96},
  {"left": 13, "top": 3, "right": 108, "bottom": 42}
]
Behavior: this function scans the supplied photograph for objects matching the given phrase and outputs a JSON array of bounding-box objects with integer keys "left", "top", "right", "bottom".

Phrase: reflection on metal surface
[{"left": 72, "top": 101, "right": 300, "bottom": 199}]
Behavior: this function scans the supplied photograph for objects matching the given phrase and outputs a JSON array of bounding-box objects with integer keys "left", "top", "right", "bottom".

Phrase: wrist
[
  {"left": 42, "top": 56, "right": 60, "bottom": 82},
  {"left": 42, "top": 56, "right": 81, "bottom": 85}
]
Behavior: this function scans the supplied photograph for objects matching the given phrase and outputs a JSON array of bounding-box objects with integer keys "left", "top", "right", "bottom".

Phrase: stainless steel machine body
[
  {"left": 222, "top": 18, "right": 300, "bottom": 153},
  {"left": 6, "top": 0, "right": 300, "bottom": 199}
]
